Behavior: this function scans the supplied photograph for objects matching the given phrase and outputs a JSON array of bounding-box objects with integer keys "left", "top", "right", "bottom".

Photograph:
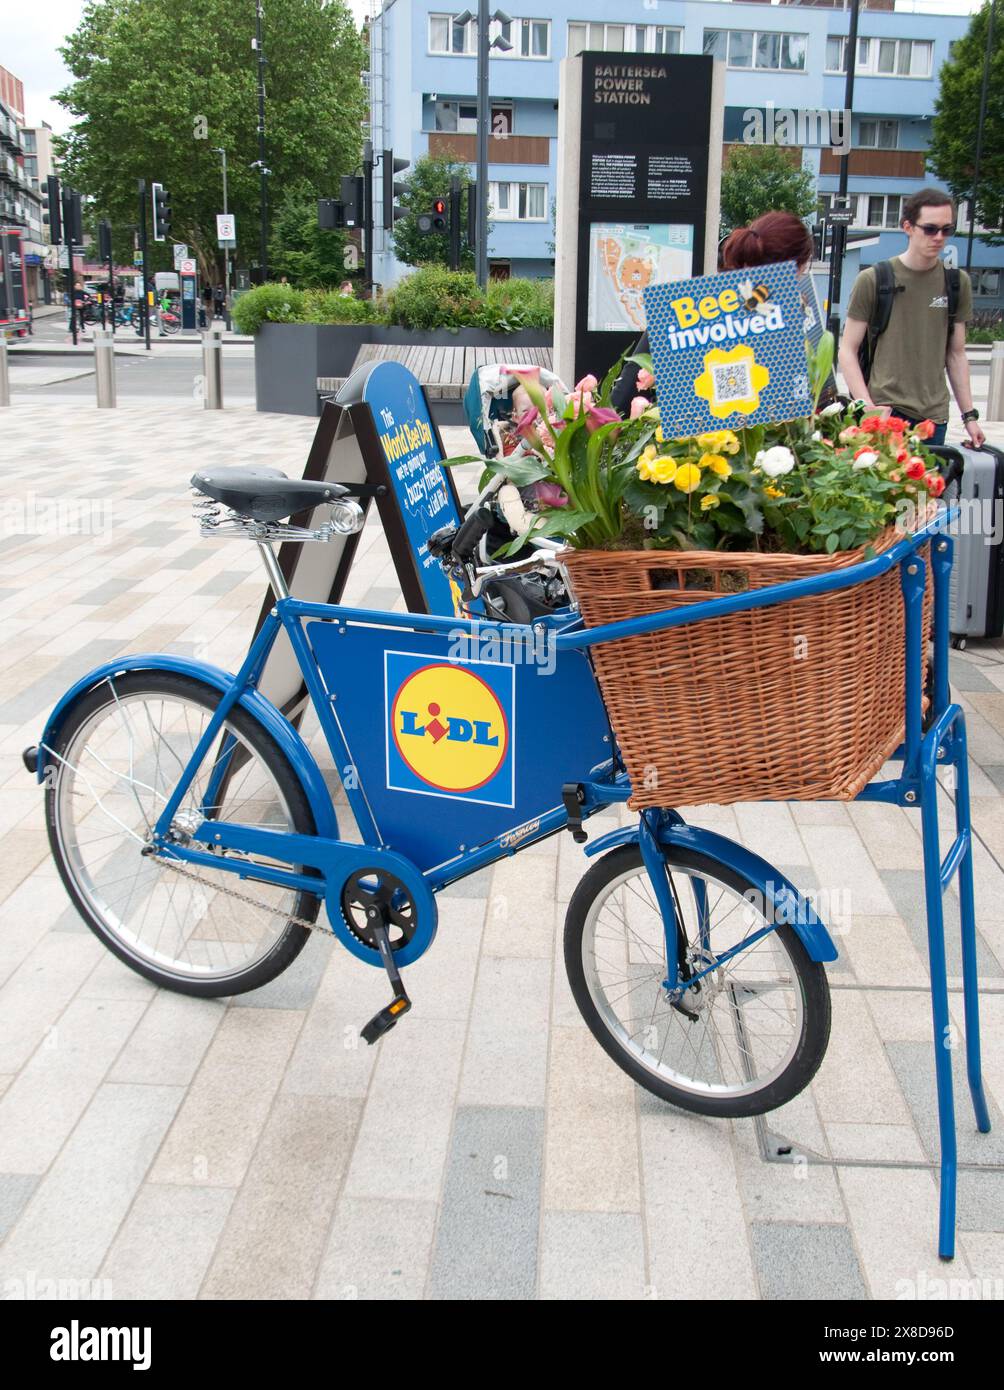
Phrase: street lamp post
[
  {"left": 966, "top": 0, "right": 998, "bottom": 274},
  {"left": 254, "top": 0, "right": 269, "bottom": 281},
  {"left": 454, "top": 5, "right": 512, "bottom": 288},
  {"left": 828, "top": 0, "right": 860, "bottom": 335},
  {"left": 213, "top": 147, "right": 231, "bottom": 327}
]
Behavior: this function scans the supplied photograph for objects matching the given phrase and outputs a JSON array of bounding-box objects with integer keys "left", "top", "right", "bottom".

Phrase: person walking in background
[
  {"left": 838, "top": 188, "right": 984, "bottom": 448},
  {"left": 202, "top": 282, "right": 214, "bottom": 326},
  {"left": 213, "top": 284, "right": 225, "bottom": 320}
]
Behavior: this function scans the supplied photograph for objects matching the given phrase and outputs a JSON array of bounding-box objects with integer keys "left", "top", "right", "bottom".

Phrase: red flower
[
  {"left": 886, "top": 416, "right": 908, "bottom": 434},
  {"left": 896, "top": 449, "right": 909, "bottom": 464},
  {"left": 860, "top": 415, "right": 884, "bottom": 433},
  {"left": 926, "top": 473, "right": 946, "bottom": 497},
  {"left": 905, "top": 457, "right": 926, "bottom": 480},
  {"left": 914, "top": 419, "right": 936, "bottom": 440}
]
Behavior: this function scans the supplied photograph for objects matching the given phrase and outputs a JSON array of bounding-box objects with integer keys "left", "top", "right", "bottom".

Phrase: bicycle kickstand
[{"left": 360, "top": 905, "right": 412, "bottom": 1046}]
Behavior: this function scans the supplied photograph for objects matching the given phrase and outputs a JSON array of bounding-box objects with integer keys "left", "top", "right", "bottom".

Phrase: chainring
[{"left": 340, "top": 868, "right": 417, "bottom": 952}]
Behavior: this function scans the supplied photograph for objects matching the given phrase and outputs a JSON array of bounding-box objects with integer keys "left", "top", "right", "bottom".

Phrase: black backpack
[{"left": 857, "top": 259, "right": 960, "bottom": 384}]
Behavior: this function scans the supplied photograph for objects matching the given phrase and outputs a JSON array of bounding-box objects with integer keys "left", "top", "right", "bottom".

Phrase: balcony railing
[
  {"left": 819, "top": 148, "right": 926, "bottom": 178},
  {"left": 428, "top": 132, "right": 550, "bottom": 165}
]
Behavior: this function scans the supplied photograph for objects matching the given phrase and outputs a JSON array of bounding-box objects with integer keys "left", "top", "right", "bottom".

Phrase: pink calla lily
[
  {"left": 515, "top": 405, "right": 540, "bottom": 438},
  {"left": 585, "top": 406, "right": 620, "bottom": 433},
  {"left": 533, "top": 482, "right": 569, "bottom": 508}
]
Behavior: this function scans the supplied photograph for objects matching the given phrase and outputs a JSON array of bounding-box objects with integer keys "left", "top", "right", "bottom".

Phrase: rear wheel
[
  {"left": 564, "top": 844, "right": 830, "bottom": 1118},
  {"left": 45, "top": 671, "right": 320, "bottom": 997}
]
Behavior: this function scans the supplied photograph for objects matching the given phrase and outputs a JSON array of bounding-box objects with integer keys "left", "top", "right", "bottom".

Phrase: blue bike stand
[{"left": 856, "top": 533, "right": 991, "bottom": 1259}]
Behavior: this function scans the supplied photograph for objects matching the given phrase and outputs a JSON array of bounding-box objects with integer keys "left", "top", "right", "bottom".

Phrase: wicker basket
[{"left": 563, "top": 521, "right": 933, "bottom": 810}]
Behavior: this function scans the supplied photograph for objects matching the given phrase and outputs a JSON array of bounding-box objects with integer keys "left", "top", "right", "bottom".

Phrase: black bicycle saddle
[{"left": 191, "top": 466, "right": 348, "bottom": 523}]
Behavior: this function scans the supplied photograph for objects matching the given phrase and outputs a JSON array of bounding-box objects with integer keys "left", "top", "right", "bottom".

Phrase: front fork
[{"left": 638, "top": 810, "right": 689, "bottom": 997}]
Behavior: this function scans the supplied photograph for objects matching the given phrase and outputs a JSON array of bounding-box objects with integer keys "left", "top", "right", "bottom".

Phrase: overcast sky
[{"left": 3, "top": 0, "right": 984, "bottom": 133}]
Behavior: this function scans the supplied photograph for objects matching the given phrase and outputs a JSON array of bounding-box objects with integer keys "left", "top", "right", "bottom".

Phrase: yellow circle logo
[{"left": 391, "top": 664, "right": 509, "bottom": 793}]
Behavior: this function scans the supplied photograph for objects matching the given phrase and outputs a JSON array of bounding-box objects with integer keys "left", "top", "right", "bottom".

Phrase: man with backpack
[{"left": 837, "top": 188, "right": 984, "bottom": 448}]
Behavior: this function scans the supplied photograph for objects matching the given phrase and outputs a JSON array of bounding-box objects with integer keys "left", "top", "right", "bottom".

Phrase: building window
[
  {"left": 434, "top": 100, "right": 512, "bottom": 133},
  {"left": 429, "top": 14, "right": 476, "bottom": 54},
  {"left": 703, "top": 29, "right": 807, "bottom": 72},
  {"left": 972, "top": 268, "right": 1001, "bottom": 297},
  {"left": 567, "top": 22, "right": 681, "bottom": 56},
  {"left": 826, "top": 35, "right": 930, "bottom": 78},
  {"left": 489, "top": 180, "right": 547, "bottom": 220},
  {"left": 866, "top": 193, "right": 903, "bottom": 229},
  {"left": 21, "top": 130, "right": 36, "bottom": 153},
  {"left": 858, "top": 119, "right": 899, "bottom": 149}
]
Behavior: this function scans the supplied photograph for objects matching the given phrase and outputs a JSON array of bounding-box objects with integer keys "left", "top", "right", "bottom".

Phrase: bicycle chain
[{"left": 155, "top": 853, "right": 328, "bottom": 934}]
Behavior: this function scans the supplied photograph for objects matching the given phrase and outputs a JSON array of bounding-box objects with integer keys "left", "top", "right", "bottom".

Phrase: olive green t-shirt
[{"left": 846, "top": 257, "right": 972, "bottom": 421}]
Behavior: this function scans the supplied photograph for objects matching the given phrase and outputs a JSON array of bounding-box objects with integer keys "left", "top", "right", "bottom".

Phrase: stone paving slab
[{"left": 0, "top": 401, "right": 1001, "bottom": 1300}]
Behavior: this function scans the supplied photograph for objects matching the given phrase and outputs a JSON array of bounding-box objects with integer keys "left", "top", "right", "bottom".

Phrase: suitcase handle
[{"left": 927, "top": 444, "right": 964, "bottom": 489}]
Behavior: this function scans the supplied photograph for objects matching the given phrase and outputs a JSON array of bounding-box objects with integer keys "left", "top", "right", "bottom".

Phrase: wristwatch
[{"left": 962, "top": 409, "right": 980, "bottom": 423}]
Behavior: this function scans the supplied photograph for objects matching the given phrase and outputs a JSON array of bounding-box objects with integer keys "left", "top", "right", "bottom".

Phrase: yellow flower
[
  {"left": 696, "top": 431, "right": 721, "bottom": 451},
  {"left": 700, "top": 494, "right": 721, "bottom": 511},
  {"left": 696, "top": 429, "right": 740, "bottom": 456},
  {"left": 655, "top": 426, "right": 665, "bottom": 443},
  {"left": 717, "top": 430, "right": 741, "bottom": 455},
  {"left": 636, "top": 458, "right": 657, "bottom": 482},
  {"left": 641, "top": 443, "right": 658, "bottom": 461},
  {"left": 653, "top": 458, "right": 678, "bottom": 485},
  {"left": 699, "top": 453, "right": 732, "bottom": 478},
  {"left": 674, "top": 462, "right": 701, "bottom": 493},
  {"left": 764, "top": 485, "right": 785, "bottom": 499}
]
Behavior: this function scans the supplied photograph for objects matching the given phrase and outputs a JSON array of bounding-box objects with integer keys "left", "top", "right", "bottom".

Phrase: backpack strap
[
  {"left": 945, "top": 265, "right": 961, "bottom": 346},
  {"left": 870, "top": 259, "right": 897, "bottom": 341}
]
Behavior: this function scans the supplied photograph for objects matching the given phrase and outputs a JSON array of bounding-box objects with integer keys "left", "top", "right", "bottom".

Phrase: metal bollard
[
  {"left": 0, "top": 337, "right": 9, "bottom": 407},
  {"left": 986, "top": 340, "right": 1004, "bottom": 424},
  {"left": 93, "top": 328, "right": 117, "bottom": 408},
  {"left": 202, "top": 325, "right": 223, "bottom": 410}
]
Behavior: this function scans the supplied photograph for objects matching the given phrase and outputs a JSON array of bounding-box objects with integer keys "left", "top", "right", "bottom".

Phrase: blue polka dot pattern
[{"left": 642, "top": 260, "right": 811, "bottom": 440}]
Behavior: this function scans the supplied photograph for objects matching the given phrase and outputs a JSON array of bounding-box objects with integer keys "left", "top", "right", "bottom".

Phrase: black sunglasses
[{"left": 915, "top": 222, "right": 956, "bottom": 238}]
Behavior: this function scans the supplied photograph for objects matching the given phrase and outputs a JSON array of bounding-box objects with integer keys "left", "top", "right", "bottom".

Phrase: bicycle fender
[
  {"left": 584, "top": 820, "right": 837, "bottom": 964},
  {"left": 33, "top": 654, "right": 338, "bottom": 841}
]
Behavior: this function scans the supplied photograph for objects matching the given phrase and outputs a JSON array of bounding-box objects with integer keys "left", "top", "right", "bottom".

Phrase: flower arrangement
[{"left": 472, "top": 335, "right": 944, "bottom": 559}]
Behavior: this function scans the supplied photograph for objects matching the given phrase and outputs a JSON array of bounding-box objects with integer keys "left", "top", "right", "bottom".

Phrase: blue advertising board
[
  {"left": 643, "top": 260, "right": 810, "bottom": 438},
  {"left": 361, "top": 361, "right": 465, "bottom": 616}
]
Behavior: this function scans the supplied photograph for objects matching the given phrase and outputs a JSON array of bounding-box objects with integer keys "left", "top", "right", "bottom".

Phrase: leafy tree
[
  {"left": 268, "top": 180, "right": 351, "bottom": 287},
  {"left": 54, "top": 0, "right": 366, "bottom": 281},
  {"left": 719, "top": 143, "right": 817, "bottom": 233},
  {"left": 929, "top": 2, "right": 1004, "bottom": 245},
  {"left": 392, "top": 154, "right": 473, "bottom": 270}
]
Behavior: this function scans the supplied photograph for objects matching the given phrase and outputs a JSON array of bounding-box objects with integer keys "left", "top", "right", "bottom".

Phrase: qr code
[
  {"left": 711, "top": 360, "right": 753, "bottom": 404},
  {"left": 792, "top": 372, "right": 810, "bottom": 399}
]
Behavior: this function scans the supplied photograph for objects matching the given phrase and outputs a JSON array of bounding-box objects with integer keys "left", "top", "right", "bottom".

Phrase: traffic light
[
  {"left": 98, "top": 219, "right": 113, "bottom": 262},
  {"left": 318, "top": 199, "right": 345, "bottom": 230},
  {"left": 340, "top": 175, "right": 364, "bottom": 228},
  {"left": 41, "top": 174, "right": 61, "bottom": 243},
  {"left": 151, "top": 183, "right": 172, "bottom": 241},
  {"left": 431, "top": 198, "right": 448, "bottom": 232},
  {"left": 61, "top": 188, "right": 83, "bottom": 248},
  {"left": 382, "top": 150, "right": 409, "bottom": 229}
]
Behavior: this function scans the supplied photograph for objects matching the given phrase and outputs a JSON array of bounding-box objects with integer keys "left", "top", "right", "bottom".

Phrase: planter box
[{"left": 254, "top": 322, "right": 554, "bottom": 419}]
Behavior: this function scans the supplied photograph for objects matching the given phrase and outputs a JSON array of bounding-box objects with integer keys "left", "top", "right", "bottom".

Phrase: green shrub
[
  {"left": 384, "top": 266, "right": 483, "bottom": 329},
  {"left": 478, "top": 277, "right": 554, "bottom": 331},
  {"left": 231, "top": 283, "right": 308, "bottom": 334},
  {"left": 303, "top": 290, "right": 385, "bottom": 325}
]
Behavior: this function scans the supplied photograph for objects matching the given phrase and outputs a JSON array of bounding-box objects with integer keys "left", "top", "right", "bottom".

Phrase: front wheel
[{"left": 564, "top": 844, "right": 830, "bottom": 1118}]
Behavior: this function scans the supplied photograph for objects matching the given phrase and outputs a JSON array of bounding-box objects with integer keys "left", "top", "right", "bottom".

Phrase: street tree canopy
[
  {"left": 54, "top": 0, "right": 366, "bottom": 280},
  {"left": 719, "top": 144, "right": 818, "bottom": 234},
  {"left": 392, "top": 155, "right": 473, "bottom": 271},
  {"left": 928, "top": 1, "right": 1004, "bottom": 245}
]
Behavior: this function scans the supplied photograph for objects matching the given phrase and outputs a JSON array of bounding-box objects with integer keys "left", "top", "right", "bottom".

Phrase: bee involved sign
[{"left": 643, "top": 260, "right": 810, "bottom": 436}]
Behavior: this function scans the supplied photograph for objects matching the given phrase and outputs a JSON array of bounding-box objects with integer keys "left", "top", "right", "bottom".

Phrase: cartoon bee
[{"left": 737, "top": 278, "right": 773, "bottom": 316}]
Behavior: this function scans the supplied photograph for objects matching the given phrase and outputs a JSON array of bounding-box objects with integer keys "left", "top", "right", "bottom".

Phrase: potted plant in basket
[{"left": 459, "top": 335, "right": 946, "bottom": 809}]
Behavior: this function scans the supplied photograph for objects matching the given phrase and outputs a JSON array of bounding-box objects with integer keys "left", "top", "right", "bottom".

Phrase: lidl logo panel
[{"left": 385, "top": 652, "right": 515, "bottom": 807}]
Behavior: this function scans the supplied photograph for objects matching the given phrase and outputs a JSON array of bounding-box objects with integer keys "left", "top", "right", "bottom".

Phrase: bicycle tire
[
  {"left": 45, "top": 670, "right": 320, "bottom": 997},
  {"left": 564, "top": 843, "right": 831, "bottom": 1118}
]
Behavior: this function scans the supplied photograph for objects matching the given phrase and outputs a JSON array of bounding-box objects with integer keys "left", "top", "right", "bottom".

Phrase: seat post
[{"left": 257, "top": 542, "right": 290, "bottom": 602}]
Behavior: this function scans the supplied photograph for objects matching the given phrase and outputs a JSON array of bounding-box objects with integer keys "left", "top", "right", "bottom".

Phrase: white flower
[
  {"left": 853, "top": 450, "right": 879, "bottom": 469},
  {"left": 811, "top": 430, "right": 822, "bottom": 442},
  {"left": 754, "top": 445, "right": 796, "bottom": 478},
  {"left": 819, "top": 401, "right": 844, "bottom": 418}
]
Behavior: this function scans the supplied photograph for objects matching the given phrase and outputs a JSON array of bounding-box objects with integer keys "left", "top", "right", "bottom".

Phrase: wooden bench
[{"left": 316, "top": 341, "right": 554, "bottom": 410}]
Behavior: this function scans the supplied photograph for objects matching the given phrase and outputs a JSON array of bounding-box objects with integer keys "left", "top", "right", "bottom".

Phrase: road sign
[
  {"left": 173, "top": 242, "right": 189, "bottom": 269},
  {"left": 133, "top": 251, "right": 144, "bottom": 267},
  {"left": 827, "top": 209, "right": 854, "bottom": 226},
  {"left": 58, "top": 246, "right": 70, "bottom": 268},
  {"left": 180, "top": 258, "right": 197, "bottom": 275},
  {"left": 217, "top": 214, "right": 236, "bottom": 244}
]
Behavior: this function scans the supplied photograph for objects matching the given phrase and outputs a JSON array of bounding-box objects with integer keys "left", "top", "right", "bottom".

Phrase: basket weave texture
[{"left": 563, "top": 521, "right": 933, "bottom": 810}]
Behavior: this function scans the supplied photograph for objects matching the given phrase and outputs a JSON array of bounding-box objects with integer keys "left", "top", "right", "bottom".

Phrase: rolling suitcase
[{"left": 937, "top": 442, "right": 1004, "bottom": 648}]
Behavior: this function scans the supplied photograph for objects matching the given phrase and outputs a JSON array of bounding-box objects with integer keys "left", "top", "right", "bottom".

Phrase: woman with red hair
[{"left": 610, "top": 211, "right": 815, "bottom": 411}]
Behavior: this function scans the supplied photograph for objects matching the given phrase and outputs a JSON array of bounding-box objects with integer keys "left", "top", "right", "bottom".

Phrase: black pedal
[
  {"left": 562, "top": 783, "right": 588, "bottom": 843},
  {"left": 361, "top": 995, "right": 412, "bottom": 1045}
]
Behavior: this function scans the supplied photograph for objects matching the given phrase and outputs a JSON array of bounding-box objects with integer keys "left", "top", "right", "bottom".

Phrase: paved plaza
[{"left": 0, "top": 398, "right": 1002, "bottom": 1300}]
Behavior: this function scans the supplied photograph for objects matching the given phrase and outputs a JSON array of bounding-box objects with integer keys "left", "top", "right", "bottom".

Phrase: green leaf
[
  {"left": 477, "top": 455, "right": 551, "bottom": 487},
  {"left": 825, "top": 531, "right": 840, "bottom": 553},
  {"left": 839, "top": 527, "right": 857, "bottom": 550}
]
